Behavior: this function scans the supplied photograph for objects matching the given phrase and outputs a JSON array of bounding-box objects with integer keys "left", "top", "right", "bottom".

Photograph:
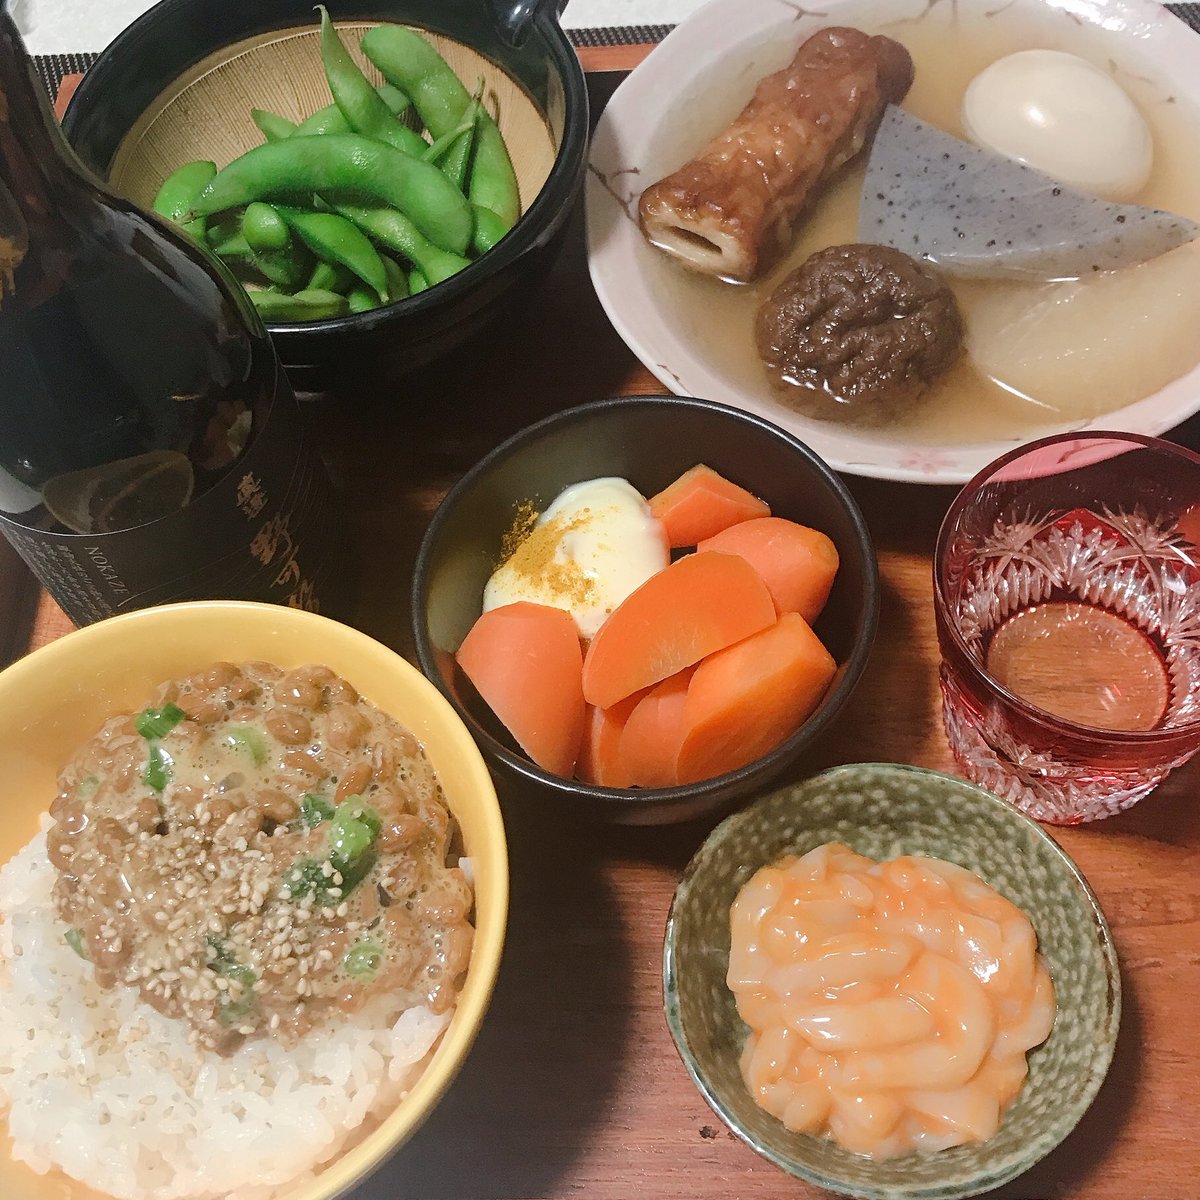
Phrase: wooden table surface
[{"left": 5, "top": 52, "right": 1200, "bottom": 1200}]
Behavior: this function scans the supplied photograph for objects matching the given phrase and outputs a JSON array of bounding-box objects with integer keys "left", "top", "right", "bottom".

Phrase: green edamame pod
[
  {"left": 293, "top": 104, "right": 351, "bottom": 138},
  {"left": 421, "top": 124, "right": 464, "bottom": 166},
  {"left": 381, "top": 255, "right": 410, "bottom": 300},
  {"left": 422, "top": 89, "right": 481, "bottom": 182},
  {"left": 471, "top": 204, "right": 510, "bottom": 255},
  {"left": 153, "top": 159, "right": 217, "bottom": 220},
  {"left": 205, "top": 208, "right": 242, "bottom": 246},
  {"left": 192, "top": 136, "right": 472, "bottom": 256},
  {"left": 437, "top": 100, "right": 481, "bottom": 191},
  {"left": 334, "top": 202, "right": 469, "bottom": 285},
  {"left": 152, "top": 159, "right": 216, "bottom": 239},
  {"left": 376, "top": 83, "right": 411, "bottom": 116},
  {"left": 347, "top": 285, "right": 380, "bottom": 313},
  {"left": 306, "top": 259, "right": 355, "bottom": 293},
  {"left": 358, "top": 26, "right": 521, "bottom": 239},
  {"left": 468, "top": 115, "right": 520, "bottom": 232},
  {"left": 291, "top": 84, "right": 412, "bottom": 137},
  {"left": 408, "top": 268, "right": 429, "bottom": 294},
  {"left": 242, "top": 202, "right": 291, "bottom": 252},
  {"left": 437, "top": 128, "right": 474, "bottom": 189},
  {"left": 250, "top": 287, "right": 350, "bottom": 321},
  {"left": 252, "top": 108, "right": 297, "bottom": 142},
  {"left": 249, "top": 242, "right": 311, "bottom": 290},
  {"left": 317, "top": 7, "right": 426, "bottom": 158},
  {"left": 360, "top": 25, "right": 470, "bottom": 139},
  {"left": 274, "top": 205, "right": 389, "bottom": 300},
  {"left": 211, "top": 231, "right": 253, "bottom": 259}
]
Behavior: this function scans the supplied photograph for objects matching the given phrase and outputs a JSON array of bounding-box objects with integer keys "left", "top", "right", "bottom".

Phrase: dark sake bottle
[{"left": 0, "top": 10, "right": 337, "bottom": 625}]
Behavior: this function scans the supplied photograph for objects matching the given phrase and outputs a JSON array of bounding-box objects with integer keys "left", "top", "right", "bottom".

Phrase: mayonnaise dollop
[{"left": 483, "top": 477, "right": 669, "bottom": 639}]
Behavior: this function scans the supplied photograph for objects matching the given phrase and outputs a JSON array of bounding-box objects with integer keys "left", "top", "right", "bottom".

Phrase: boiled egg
[
  {"left": 961, "top": 50, "right": 1152, "bottom": 202},
  {"left": 483, "top": 477, "right": 669, "bottom": 639}
]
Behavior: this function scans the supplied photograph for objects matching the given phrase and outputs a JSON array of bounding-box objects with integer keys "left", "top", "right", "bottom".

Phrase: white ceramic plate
[{"left": 585, "top": 0, "right": 1200, "bottom": 484}]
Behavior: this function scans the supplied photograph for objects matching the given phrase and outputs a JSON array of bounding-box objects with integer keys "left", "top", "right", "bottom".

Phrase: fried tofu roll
[{"left": 638, "top": 28, "right": 914, "bottom": 282}]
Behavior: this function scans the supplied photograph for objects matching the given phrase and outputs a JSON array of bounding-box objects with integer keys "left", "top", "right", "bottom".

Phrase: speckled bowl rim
[{"left": 662, "top": 762, "right": 1121, "bottom": 1200}]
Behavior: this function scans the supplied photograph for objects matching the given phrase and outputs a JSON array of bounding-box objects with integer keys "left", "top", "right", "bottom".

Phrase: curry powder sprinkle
[{"left": 497, "top": 502, "right": 598, "bottom": 608}]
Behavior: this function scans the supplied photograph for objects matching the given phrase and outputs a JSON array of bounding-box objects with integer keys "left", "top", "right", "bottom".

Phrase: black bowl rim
[
  {"left": 661, "top": 761, "right": 1122, "bottom": 1200},
  {"left": 411, "top": 394, "right": 882, "bottom": 809},
  {"left": 62, "top": 0, "right": 590, "bottom": 339}
]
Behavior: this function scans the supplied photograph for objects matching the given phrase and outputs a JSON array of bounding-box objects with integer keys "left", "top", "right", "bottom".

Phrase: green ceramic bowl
[{"left": 663, "top": 763, "right": 1120, "bottom": 1200}]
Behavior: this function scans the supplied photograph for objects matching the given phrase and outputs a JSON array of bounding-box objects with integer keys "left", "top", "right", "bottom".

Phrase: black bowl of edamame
[{"left": 63, "top": 0, "right": 588, "bottom": 382}]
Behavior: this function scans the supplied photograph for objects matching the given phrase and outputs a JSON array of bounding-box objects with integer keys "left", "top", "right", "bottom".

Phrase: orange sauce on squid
[{"left": 728, "top": 843, "right": 1056, "bottom": 1158}]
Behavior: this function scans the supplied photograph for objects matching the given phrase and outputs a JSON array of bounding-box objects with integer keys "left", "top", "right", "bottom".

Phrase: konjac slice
[
  {"left": 676, "top": 612, "right": 837, "bottom": 784},
  {"left": 699, "top": 517, "right": 839, "bottom": 623},
  {"left": 648, "top": 464, "right": 771, "bottom": 547},
  {"left": 456, "top": 601, "right": 585, "bottom": 777},
  {"left": 576, "top": 694, "right": 640, "bottom": 788},
  {"left": 618, "top": 667, "right": 696, "bottom": 789},
  {"left": 582, "top": 551, "right": 777, "bottom": 709},
  {"left": 860, "top": 106, "right": 1200, "bottom": 280}
]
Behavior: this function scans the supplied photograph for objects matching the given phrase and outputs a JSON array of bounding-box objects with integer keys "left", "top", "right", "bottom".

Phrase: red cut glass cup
[{"left": 934, "top": 432, "right": 1200, "bottom": 824}]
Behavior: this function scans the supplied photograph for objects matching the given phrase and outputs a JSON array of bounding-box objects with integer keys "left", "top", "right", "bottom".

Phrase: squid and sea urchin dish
[
  {"left": 0, "top": 661, "right": 473, "bottom": 1200},
  {"left": 728, "top": 843, "right": 1056, "bottom": 1158}
]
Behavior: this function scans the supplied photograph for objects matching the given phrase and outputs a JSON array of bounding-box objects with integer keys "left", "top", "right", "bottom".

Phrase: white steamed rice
[{"left": 0, "top": 822, "right": 452, "bottom": 1200}]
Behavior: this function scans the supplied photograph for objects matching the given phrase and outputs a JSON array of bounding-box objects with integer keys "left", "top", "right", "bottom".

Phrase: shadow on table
[
  {"left": 355, "top": 781, "right": 632, "bottom": 1199},
  {"left": 1100, "top": 752, "right": 1200, "bottom": 847},
  {"left": 308, "top": 188, "right": 653, "bottom": 660},
  {"left": 575, "top": 555, "right": 948, "bottom": 881}
]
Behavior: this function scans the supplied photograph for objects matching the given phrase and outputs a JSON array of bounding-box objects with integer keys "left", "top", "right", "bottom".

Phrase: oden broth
[{"left": 638, "top": 3, "right": 1200, "bottom": 445}]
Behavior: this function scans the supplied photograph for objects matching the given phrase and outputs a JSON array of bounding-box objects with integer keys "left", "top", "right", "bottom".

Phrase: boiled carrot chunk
[
  {"left": 699, "top": 517, "right": 839, "bottom": 623},
  {"left": 456, "top": 601, "right": 585, "bottom": 778},
  {"left": 648, "top": 464, "right": 771, "bottom": 547},
  {"left": 618, "top": 668, "right": 696, "bottom": 789},
  {"left": 576, "top": 694, "right": 640, "bottom": 788},
  {"left": 675, "top": 612, "right": 838, "bottom": 785},
  {"left": 582, "top": 551, "right": 776, "bottom": 709}
]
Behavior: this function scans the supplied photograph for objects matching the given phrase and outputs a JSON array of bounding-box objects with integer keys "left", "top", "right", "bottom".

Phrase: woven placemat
[{"left": 30, "top": 6, "right": 1200, "bottom": 98}]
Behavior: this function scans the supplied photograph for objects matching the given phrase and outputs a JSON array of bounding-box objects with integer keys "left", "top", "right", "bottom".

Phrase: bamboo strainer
[{"left": 108, "top": 22, "right": 558, "bottom": 214}]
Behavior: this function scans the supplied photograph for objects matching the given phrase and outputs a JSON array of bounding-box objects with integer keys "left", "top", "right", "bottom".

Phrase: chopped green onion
[
  {"left": 329, "top": 801, "right": 380, "bottom": 871},
  {"left": 329, "top": 801, "right": 381, "bottom": 891},
  {"left": 64, "top": 928, "right": 89, "bottom": 959},
  {"left": 344, "top": 938, "right": 383, "bottom": 979},
  {"left": 282, "top": 802, "right": 382, "bottom": 905},
  {"left": 135, "top": 703, "right": 185, "bottom": 739},
  {"left": 282, "top": 857, "right": 331, "bottom": 902},
  {"left": 217, "top": 992, "right": 257, "bottom": 1026},
  {"left": 222, "top": 725, "right": 268, "bottom": 767},
  {"left": 144, "top": 743, "right": 173, "bottom": 791},
  {"left": 298, "top": 793, "right": 335, "bottom": 829},
  {"left": 207, "top": 935, "right": 257, "bottom": 1024},
  {"left": 76, "top": 775, "right": 99, "bottom": 799}
]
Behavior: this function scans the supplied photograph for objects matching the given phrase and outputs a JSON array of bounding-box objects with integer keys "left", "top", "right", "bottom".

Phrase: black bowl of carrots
[
  {"left": 62, "top": 0, "right": 588, "bottom": 380},
  {"left": 412, "top": 396, "right": 881, "bottom": 825}
]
